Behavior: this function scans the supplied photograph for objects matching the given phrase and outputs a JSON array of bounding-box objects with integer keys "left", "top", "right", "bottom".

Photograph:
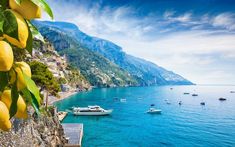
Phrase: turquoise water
[{"left": 55, "top": 85, "right": 235, "bottom": 147}]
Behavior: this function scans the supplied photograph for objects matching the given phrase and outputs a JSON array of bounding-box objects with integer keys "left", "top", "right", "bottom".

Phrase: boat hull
[
  {"left": 73, "top": 110, "right": 113, "bottom": 116},
  {"left": 147, "top": 110, "right": 162, "bottom": 114}
]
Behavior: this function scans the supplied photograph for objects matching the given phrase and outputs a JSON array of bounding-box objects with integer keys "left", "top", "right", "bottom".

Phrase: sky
[{"left": 43, "top": 0, "right": 235, "bottom": 84}]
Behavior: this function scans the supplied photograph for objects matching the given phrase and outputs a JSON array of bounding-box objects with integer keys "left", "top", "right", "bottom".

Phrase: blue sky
[{"left": 43, "top": 0, "right": 235, "bottom": 84}]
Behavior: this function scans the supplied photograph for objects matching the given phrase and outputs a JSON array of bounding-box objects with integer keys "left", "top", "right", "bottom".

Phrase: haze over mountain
[{"left": 33, "top": 21, "right": 193, "bottom": 87}]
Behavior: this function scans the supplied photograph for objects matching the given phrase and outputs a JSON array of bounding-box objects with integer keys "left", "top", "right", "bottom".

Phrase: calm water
[{"left": 55, "top": 85, "right": 235, "bottom": 147}]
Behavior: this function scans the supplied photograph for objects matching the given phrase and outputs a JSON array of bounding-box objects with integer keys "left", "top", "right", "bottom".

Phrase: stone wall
[{"left": 0, "top": 108, "right": 67, "bottom": 147}]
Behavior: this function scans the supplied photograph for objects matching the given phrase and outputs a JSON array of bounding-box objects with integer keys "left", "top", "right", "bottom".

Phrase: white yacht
[
  {"left": 120, "top": 98, "right": 127, "bottom": 102},
  {"left": 73, "top": 105, "right": 113, "bottom": 116},
  {"left": 146, "top": 108, "right": 162, "bottom": 114}
]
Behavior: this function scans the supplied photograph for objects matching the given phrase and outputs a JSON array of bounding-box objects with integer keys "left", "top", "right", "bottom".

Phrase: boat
[
  {"left": 179, "top": 101, "right": 182, "bottom": 105},
  {"left": 120, "top": 98, "right": 127, "bottom": 102},
  {"left": 219, "top": 97, "right": 226, "bottom": 101},
  {"left": 192, "top": 94, "right": 198, "bottom": 96},
  {"left": 146, "top": 108, "right": 162, "bottom": 114},
  {"left": 166, "top": 101, "right": 171, "bottom": 104},
  {"left": 113, "top": 97, "right": 119, "bottom": 101},
  {"left": 165, "top": 99, "right": 171, "bottom": 104},
  {"left": 230, "top": 91, "right": 235, "bottom": 93},
  {"left": 200, "top": 102, "right": 205, "bottom": 105},
  {"left": 73, "top": 105, "right": 113, "bottom": 116},
  {"left": 183, "top": 92, "right": 190, "bottom": 95}
]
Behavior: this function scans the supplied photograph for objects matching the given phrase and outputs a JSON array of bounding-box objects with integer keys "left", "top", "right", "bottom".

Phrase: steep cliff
[{"left": 0, "top": 107, "right": 67, "bottom": 147}]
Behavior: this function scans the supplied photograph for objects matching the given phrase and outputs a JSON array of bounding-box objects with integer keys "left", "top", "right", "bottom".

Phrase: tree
[{"left": 29, "top": 61, "right": 61, "bottom": 96}]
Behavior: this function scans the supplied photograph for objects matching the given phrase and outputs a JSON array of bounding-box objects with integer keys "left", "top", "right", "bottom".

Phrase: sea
[{"left": 55, "top": 85, "right": 235, "bottom": 147}]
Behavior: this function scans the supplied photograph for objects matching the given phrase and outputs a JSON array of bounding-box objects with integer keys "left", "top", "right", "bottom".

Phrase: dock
[
  {"left": 57, "top": 111, "right": 68, "bottom": 121},
  {"left": 62, "top": 123, "right": 84, "bottom": 147}
]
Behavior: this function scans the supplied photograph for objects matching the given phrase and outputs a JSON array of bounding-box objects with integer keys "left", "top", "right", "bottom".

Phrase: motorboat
[
  {"left": 230, "top": 91, "right": 235, "bottom": 93},
  {"left": 200, "top": 102, "right": 205, "bottom": 105},
  {"left": 183, "top": 92, "right": 190, "bottom": 95},
  {"left": 179, "top": 101, "right": 182, "bottom": 105},
  {"left": 192, "top": 94, "right": 198, "bottom": 96},
  {"left": 166, "top": 101, "right": 171, "bottom": 104},
  {"left": 219, "top": 97, "right": 226, "bottom": 101},
  {"left": 73, "top": 105, "right": 113, "bottom": 116},
  {"left": 120, "top": 98, "right": 127, "bottom": 102},
  {"left": 147, "top": 108, "right": 162, "bottom": 114}
]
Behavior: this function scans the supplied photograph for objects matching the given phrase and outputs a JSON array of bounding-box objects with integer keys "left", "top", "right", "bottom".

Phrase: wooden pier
[{"left": 62, "top": 123, "right": 84, "bottom": 147}]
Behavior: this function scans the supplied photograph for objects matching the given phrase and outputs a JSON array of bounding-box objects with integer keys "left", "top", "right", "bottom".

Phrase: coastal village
[{"left": 29, "top": 40, "right": 91, "bottom": 104}]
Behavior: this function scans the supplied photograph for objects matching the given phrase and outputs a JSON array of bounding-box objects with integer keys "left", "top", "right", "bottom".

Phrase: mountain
[{"left": 33, "top": 21, "right": 193, "bottom": 86}]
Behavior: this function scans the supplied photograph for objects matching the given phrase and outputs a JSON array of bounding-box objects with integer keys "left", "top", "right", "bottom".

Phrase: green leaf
[
  {"left": 0, "top": 20, "right": 4, "bottom": 33},
  {"left": 0, "top": 72, "right": 8, "bottom": 92},
  {"left": 2, "top": 9, "right": 19, "bottom": 40},
  {"left": 0, "top": 0, "right": 9, "bottom": 9},
  {"left": 27, "top": 20, "right": 45, "bottom": 43},
  {"left": 22, "top": 73, "right": 41, "bottom": 106},
  {"left": 30, "top": 92, "right": 40, "bottom": 115},
  {"left": 21, "top": 88, "right": 32, "bottom": 104},
  {"left": 26, "top": 22, "right": 33, "bottom": 54},
  {"left": 31, "top": 0, "right": 54, "bottom": 19},
  {"left": 10, "top": 83, "right": 19, "bottom": 118},
  {"left": 21, "top": 88, "right": 40, "bottom": 115},
  {"left": 0, "top": 9, "right": 5, "bottom": 34}
]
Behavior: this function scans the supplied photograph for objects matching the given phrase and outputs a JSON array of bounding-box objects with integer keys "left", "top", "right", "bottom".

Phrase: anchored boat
[
  {"left": 73, "top": 105, "right": 113, "bottom": 116},
  {"left": 147, "top": 108, "right": 162, "bottom": 114}
]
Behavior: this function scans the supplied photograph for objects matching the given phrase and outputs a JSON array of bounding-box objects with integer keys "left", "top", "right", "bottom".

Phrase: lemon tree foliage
[{"left": 0, "top": 0, "right": 53, "bottom": 131}]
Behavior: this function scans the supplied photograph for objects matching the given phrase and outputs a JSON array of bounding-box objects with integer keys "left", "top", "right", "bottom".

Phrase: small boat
[
  {"left": 179, "top": 101, "right": 182, "bottom": 105},
  {"left": 200, "top": 102, "right": 205, "bottom": 105},
  {"left": 147, "top": 108, "right": 162, "bottom": 114},
  {"left": 165, "top": 99, "right": 171, "bottom": 104},
  {"left": 230, "top": 91, "right": 235, "bottom": 93},
  {"left": 219, "top": 97, "right": 226, "bottom": 101},
  {"left": 73, "top": 105, "right": 113, "bottom": 116},
  {"left": 192, "top": 94, "right": 198, "bottom": 96},
  {"left": 113, "top": 97, "right": 119, "bottom": 101},
  {"left": 183, "top": 92, "right": 190, "bottom": 95},
  {"left": 166, "top": 102, "right": 171, "bottom": 104},
  {"left": 170, "top": 88, "right": 173, "bottom": 90},
  {"left": 120, "top": 98, "right": 127, "bottom": 102}
]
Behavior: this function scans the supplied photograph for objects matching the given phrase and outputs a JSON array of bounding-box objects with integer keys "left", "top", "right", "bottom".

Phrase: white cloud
[
  {"left": 212, "top": 13, "right": 235, "bottom": 30},
  {"left": 42, "top": 1, "right": 235, "bottom": 84}
]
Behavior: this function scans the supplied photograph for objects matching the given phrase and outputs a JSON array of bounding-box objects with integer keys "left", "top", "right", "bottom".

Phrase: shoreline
[{"left": 48, "top": 91, "right": 78, "bottom": 105}]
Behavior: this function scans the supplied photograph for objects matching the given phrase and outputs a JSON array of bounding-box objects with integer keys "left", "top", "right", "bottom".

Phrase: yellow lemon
[
  {"left": 9, "top": 0, "right": 41, "bottom": 20},
  {"left": 16, "top": 62, "right": 32, "bottom": 77},
  {"left": 0, "top": 41, "right": 14, "bottom": 71},
  {"left": 0, "top": 90, "right": 28, "bottom": 119},
  {"left": 10, "top": 62, "right": 31, "bottom": 90},
  {"left": 3, "top": 10, "right": 29, "bottom": 49},
  {"left": 0, "top": 101, "right": 12, "bottom": 131}
]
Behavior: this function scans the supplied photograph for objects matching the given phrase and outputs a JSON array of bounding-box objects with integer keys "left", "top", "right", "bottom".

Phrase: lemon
[
  {"left": 0, "top": 90, "right": 28, "bottom": 119},
  {"left": 9, "top": 0, "right": 41, "bottom": 20},
  {"left": 16, "top": 62, "right": 32, "bottom": 77},
  {"left": 0, "top": 41, "right": 14, "bottom": 71},
  {"left": 3, "top": 10, "right": 29, "bottom": 49},
  {"left": 0, "top": 101, "right": 12, "bottom": 131},
  {"left": 10, "top": 62, "right": 32, "bottom": 90}
]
